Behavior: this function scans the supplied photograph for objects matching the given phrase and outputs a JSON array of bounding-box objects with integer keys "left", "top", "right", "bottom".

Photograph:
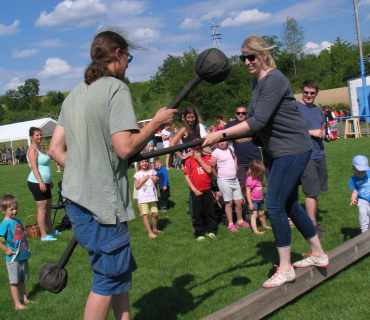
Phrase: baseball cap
[
  {"left": 192, "top": 138, "right": 201, "bottom": 149},
  {"left": 352, "top": 155, "right": 370, "bottom": 171}
]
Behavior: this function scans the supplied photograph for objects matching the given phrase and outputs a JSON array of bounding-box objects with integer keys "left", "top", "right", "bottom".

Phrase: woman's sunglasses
[{"left": 239, "top": 54, "right": 256, "bottom": 63}]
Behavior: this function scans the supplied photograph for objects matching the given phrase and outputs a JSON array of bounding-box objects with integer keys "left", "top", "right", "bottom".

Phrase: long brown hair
[
  {"left": 84, "top": 28, "right": 136, "bottom": 85},
  {"left": 182, "top": 106, "right": 200, "bottom": 136}
]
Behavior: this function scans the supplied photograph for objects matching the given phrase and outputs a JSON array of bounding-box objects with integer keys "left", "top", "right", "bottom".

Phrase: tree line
[{"left": 1, "top": 17, "right": 369, "bottom": 126}]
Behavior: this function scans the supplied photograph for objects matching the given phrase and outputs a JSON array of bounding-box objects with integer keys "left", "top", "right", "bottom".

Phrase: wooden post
[{"left": 202, "top": 231, "right": 370, "bottom": 320}]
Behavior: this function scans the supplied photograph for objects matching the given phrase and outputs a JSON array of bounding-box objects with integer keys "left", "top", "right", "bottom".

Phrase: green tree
[
  {"left": 17, "top": 78, "right": 40, "bottom": 101},
  {"left": 50, "top": 91, "right": 65, "bottom": 106},
  {"left": 281, "top": 17, "right": 305, "bottom": 77},
  {"left": 2, "top": 89, "right": 20, "bottom": 111}
]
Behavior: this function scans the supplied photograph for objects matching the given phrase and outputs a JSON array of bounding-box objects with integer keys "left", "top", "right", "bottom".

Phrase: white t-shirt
[
  {"left": 199, "top": 123, "right": 207, "bottom": 138},
  {"left": 211, "top": 146, "right": 237, "bottom": 180},
  {"left": 162, "top": 128, "right": 170, "bottom": 148},
  {"left": 133, "top": 170, "right": 158, "bottom": 203}
]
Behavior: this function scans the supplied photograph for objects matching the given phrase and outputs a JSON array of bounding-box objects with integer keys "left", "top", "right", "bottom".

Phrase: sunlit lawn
[{"left": 0, "top": 137, "right": 369, "bottom": 320}]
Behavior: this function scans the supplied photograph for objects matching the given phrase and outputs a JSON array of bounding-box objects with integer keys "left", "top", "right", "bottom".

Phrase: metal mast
[
  {"left": 211, "top": 19, "right": 221, "bottom": 48},
  {"left": 353, "top": 0, "right": 369, "bottom": 116}
]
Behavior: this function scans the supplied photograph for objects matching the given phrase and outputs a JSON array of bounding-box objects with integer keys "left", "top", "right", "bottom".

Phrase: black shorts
[
  {"left": 28, "top": 181, "right": 52, "bottom": 201},
  {"left": 301, "top": 157, "right": 328, "bottom": 198}
]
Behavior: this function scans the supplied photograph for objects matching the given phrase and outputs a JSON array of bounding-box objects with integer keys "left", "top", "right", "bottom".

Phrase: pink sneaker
[
  {"left": 227, "top": 224, "right": 238, "bottom": 232},
  {"left": 236, "top": 221, "right": 250, "bottom": 228}
]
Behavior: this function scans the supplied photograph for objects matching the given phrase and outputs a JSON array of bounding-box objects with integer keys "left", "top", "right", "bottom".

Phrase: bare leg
[
  {"left": 166, "top": 153, "right": 171, "bottom": 170},
  {"left": 277, "top": 246, "right": 292, "bottom": 272},
  {"left": 251, "top": 212, "right": 264, "bottom": 234},
  {"left": 259, "top": 210, "right": 271, "bottom": 229},
  {"left": 111, "top": 291, "right": 131, "bottom": 320},
  {"left": 18, "top": 281, "right": 33, "bottom": 304},
  {"left": 142, "top": 215, "right": 153, "bottom": 235},
  {"left": 84, "top": 291, "right": 111, "bottom": 320},
  {"left": 10, "top": 284, "right": 26, "bottom": 310},
  {"left": 45, "top": 198, "right": 55, "bottom": 234},
  {"left": 224, "top": 201, "right": 234, "bottom": 225},
  {"left": 35, "top": 200, "right": 49, "bottom": 238},
  {"left": 305, "top": 196, "right": 318, "bottom": 222},
  {"left": 152, "top": 212, "right": 160, "bottom": 232},
  {"left": 306, "top": 235, "right": 326, "bottom": 258},
  {"left": 234, "top": 199, "right": 244, "bottom": 221}
]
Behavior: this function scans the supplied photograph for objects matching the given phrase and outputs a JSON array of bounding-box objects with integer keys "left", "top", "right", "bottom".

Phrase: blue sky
[{"left": 1, "top": 0, "right": 370, "bottom": 95}]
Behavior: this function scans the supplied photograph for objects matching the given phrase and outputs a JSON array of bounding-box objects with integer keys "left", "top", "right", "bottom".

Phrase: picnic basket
[{"left": 24, "top": 215, "right": 40, "bottom": 238}]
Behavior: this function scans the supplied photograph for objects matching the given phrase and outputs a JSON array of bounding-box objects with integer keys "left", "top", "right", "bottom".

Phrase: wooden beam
[{"left": 202, "top": 231, "right": 370, "bottom": 320}]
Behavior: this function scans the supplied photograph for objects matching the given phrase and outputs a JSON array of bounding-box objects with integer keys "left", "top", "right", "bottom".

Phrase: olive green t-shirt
[{"left": 58, "top": 77, "right": 139, "bottom": 224}]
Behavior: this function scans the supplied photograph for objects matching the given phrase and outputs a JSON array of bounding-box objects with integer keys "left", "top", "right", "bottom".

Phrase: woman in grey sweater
[{"left": 204, "top": 34, "right": 328, "bottom": 288}]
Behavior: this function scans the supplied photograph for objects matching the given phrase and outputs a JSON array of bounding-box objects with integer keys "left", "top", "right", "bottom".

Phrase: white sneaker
[
  {"left": 262, "top": 265, "right": 296, "bottom": 288},
  {"left": 292, "top": 253, "right": 329, "bottom": 268}
]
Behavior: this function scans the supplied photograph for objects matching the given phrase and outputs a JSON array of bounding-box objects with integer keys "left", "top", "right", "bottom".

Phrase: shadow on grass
[
  {"left": 28, "top": 283, "right": 43, "bottom": 299},
  {"left": 341, "top": 227, "right": 361, "bottom": 241},
  {"left": 133, "top": 274, "right": 245, "bottom": 320},
  {"left": 157, "top": 217, "right": 171, "bottom": 231}
]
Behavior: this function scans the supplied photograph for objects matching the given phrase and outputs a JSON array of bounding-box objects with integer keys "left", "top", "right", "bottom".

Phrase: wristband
[{"left": 222, "top": 129, "right": 227, "bottom": 138}]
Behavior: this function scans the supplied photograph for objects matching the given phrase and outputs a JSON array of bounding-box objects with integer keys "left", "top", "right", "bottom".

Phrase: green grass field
[{"left": 0, "top": 138, "right": 369, "bottom": 320}]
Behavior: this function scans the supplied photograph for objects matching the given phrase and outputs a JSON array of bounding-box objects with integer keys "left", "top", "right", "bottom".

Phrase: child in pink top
[
  {"left": 211, "top": 141, "right": 249, "bottom": 232},
  {"left": 246, "top": 160, "right": 271, "bottom": 235}
]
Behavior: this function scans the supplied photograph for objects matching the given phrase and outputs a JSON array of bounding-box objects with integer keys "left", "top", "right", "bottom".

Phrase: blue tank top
[{"left": 27, "top": 147, "right": 52, "bottom": 184}]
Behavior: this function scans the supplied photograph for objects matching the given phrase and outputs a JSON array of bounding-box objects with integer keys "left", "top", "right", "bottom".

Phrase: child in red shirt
[{"left": 184, "top": 147, "right": 218, "bottom": 241}]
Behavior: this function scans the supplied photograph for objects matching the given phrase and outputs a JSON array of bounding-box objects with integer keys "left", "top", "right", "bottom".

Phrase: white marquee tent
[{"left": 0, "top": 118, "right": 58, "bottom": 165}]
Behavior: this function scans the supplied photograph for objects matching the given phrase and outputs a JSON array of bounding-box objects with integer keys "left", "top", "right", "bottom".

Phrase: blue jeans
[{"left": 266, "top": 151, "right": 316, "bottom": 248}]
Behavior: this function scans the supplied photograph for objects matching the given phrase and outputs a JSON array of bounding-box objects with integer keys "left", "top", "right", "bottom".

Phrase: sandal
[
  {"left": 148, "top": 233, "right": 157, "bottom": 239},
  {"left": 196, "top": 236, "right": 206, "bottom": 242}
]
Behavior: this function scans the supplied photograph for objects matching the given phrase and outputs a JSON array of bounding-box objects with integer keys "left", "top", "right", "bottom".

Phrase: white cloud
[
  {"left": 30, "top": 39, "right": 66, "bottom": 48},
  {"left": 221, "top": 9, "right": 271, "bottom": 27},
  {"left": 161, "top": 33, "right": 205, "bottom": 45},
  {"left": 38, "top": 58, "right": 71, "bottom": 78},
  {"left": 179, "top": 18, "right": 202, "bottom": 30},
  {"left": 35, "top": 0, "right": 107, "bottom": 28},
  {"left": 0, "top": 20, "right": 20, "bottom": 36},
  {"left": 305, "top": 41, "right": 333, "bottom": 55},
  {"left": 200, "top": 10, "right": 225, "bottom": 21},
  {"left": 12, "top": 49, "right": 39, "bottom": 58},
  {"left": 5, "top": 77, "right": 24, "bottom": 90},
  {"left": 358, "top": 0, "right": 370, "bottom": 7},
  {"left": 132, "top": 28, "right": 161, "bottom": 43},
  {"left": 110, "top": 1, "right": 147, "bottom": 15}
]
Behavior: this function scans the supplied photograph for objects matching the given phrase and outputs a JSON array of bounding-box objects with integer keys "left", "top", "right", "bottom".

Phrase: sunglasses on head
[
  {"left": 239, "top": 54, "right": 256, "bottom": 63},
  {"left": 236, "top": 112, "right": 246, "bottom": 115},
  {"left": 303, "top": 90, "right": 316, "bottom": 96}
]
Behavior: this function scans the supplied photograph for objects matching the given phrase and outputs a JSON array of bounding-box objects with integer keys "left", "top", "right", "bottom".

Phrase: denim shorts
[
  {"left": 65, "top": 201, "right": 137, "bottom": 296},
  {"left": 251, "top": 200, "right": 264, "bottom": 211}
]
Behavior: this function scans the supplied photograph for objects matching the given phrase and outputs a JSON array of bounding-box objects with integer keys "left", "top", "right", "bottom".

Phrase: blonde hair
[
  {"left": 247, "top": 160, "right": 266, "bottom": 179},
  {"left": 135, "top": 159, "right": 150, "bottom": 172},
  {"left": 0, "top": 194, "right": 18, "bottom": 212},
  {"left": 153, "top": 157, "right": 162, "bottom": 166},
  {"left": 241, "top": 34, "right": 276, "bottom": 68}
]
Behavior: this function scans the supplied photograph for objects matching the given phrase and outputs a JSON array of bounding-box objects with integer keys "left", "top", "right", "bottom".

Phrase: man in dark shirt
[
  {"left": 298, "top": 80, "right": 332, "bottom": 238},
  {"left": 225, "top": 106, "right": 261, "bottom": 200}
]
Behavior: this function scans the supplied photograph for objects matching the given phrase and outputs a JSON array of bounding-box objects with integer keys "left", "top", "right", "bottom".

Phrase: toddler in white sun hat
[{"left": 350, "top": 155, "right": 370, "bottom": 233}]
